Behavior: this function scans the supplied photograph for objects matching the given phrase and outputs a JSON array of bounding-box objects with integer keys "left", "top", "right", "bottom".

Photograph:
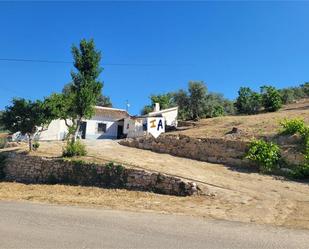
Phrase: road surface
[{"left": 0, "top": 201, "right": 308, "bottom": 249}]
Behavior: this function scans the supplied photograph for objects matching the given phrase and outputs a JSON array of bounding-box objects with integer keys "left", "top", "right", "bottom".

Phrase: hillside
[{"left": 175, "top": 99, "right": 309, "bottom": 141}]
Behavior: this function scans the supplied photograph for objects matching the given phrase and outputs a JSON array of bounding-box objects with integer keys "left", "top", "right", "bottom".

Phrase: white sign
[{"left": 147, "top": 117, "right": 165, "bottom": 138}]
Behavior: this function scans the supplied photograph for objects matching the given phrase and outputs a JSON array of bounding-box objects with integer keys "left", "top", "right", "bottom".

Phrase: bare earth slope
[
  {"left": 176, "top": 99, "right": 309, "bottom": 140},
  {"left": 10, "top": 139, "right": 308, "bottom": 230}
]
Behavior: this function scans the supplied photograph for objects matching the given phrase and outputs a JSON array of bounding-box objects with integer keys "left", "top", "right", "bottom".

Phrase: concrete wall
[
  {"left": 148, "top": 107, "right": 178, "bottom": 126},
  {"left": 86, "top": 115, "right": 119, "bottom": 139},
  {"left": 39, "top": 119, "right": 68, "bottom": 141},
  {"left": 2, "top": 152, "right": 199, "bottom": 196},
  {"left": 123, "top": 118, "right": 146, "bottom": 138},
  {"left": 38, "top": 116, "right": 120, "bottom": 141}
]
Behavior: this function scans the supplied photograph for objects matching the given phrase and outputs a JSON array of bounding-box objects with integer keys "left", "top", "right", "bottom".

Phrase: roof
[{"left": 94, "top": 106, "right": 129, "bottom": 120}]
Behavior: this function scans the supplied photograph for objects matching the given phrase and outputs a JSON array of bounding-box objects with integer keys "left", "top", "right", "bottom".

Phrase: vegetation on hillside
[
  {"left": 246, "top": 118, "right": 309, "bottom": 179},
  {"left": 142, "top": 81, "right": 235, "bottom": 120},
  {"left": 236, "top": 83, "right": 309, "bottom": 115},
  {"left": 142, "top": 82, "right": 309, "bottom": 121}
]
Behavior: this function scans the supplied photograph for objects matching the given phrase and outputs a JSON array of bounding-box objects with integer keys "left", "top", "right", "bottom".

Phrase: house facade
[
  {"left": 123, "top": 104, "right": 178, "bottom": 138},
  {"left": 37, "top": 103, "right": 177, "bottom": 140},
  {"left": 38, "top": 106, "right": 129, "bottom": 140}
]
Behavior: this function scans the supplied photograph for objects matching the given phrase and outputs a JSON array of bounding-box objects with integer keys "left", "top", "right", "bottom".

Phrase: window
[{"left": 97, "top": 123, "right": 107, "bottom": 133}]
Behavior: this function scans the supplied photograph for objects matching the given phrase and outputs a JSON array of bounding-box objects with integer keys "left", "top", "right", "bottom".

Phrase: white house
[
  {"left": 38, "top": 106, "right": 129, "bottom": 140},
  {"left": 123, "top": 103, "right": 178, "bottom": 138},
  {"left": 37, "top": 103, "right": 178, "bottom": 140}
]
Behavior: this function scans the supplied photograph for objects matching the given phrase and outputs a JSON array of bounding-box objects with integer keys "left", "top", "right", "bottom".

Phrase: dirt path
[{"left": 23, "top": 140, "right": 309, "bottom": 229}]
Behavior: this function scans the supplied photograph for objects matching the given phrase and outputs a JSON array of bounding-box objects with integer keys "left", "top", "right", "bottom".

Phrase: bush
[
  {"left": 291, "top": 163, "right": 309, "bottom": 179},
  {"left": 0, "top": 137, "right": 7, "bottom": 149},
  {"left": 63, "top": 140, "right": 87, "bottom": 157},
  {"left": 0, "top": 153, "right": 6, "bottom": 180},
  {"left": 301, "top": 82, "right": 309, "bottom": 97},
  {"left": 32, "top": 141, "right": 40, "bottom": 151},
  {"left": 235, "top": 87, "right": 262, "bottom": 115},
  {"left": 246, "top": 140, "right": 280, "bottom": 173},
  {"left": 279, "top": 118, "right": 305, "bottom": 135},
  {"left": 280, "top": 88, "right": 296, "bottom": 104},
  {"left": 261, "top": 86, "right": 282, "bottom": 112},
  {"left": 277, "top": 118, "right": 309, "bottom": 179}
]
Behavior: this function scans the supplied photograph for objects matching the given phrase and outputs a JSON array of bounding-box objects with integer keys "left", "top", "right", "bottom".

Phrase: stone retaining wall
[
  {"left": 2, "top": 152, "right": 198, "bottom": 196},
  {"left": 119, "top": 134, "right": 304, "bottom": 168},
  {"left": 120, "top": 134, "right": 253, "bottom": 167}
]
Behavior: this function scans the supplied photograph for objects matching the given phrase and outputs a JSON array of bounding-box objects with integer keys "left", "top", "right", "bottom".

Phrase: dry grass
[
  {"left": 175, "top": 99, "right": 309, "bottom": 140},
  {"left": 0, "top": 182, "right": 222, "bottom": 219},
  {"left": 1, "top": 181, "right": 309, "bottom": 230}
]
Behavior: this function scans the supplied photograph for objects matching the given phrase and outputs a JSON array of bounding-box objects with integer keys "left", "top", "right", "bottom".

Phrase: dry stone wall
[
  {"left": 2, "top": 152, "right": 198, "bottom": 196},
  {"left": 120, "top": 134, "right": 253, "bottom": 167}
]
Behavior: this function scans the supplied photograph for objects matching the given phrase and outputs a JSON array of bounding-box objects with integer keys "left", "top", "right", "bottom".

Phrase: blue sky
[{"left": 0, "top": 1, "right": 309, "bottom": 115}]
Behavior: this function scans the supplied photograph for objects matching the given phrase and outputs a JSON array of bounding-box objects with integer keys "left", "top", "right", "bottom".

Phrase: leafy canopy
[
  {"left": 45, "top": 39, "right": 103, "bottom": 141},
  {"left": 261, "top": 85, "right": 282, "bottom": 112},
  {"left": 235, "top": 87, "right": 262, "bottom": 115},
  {"left": 0, "top": 98, "right": 52, "bottom": 135},
  {"left": 70, "top": 38, "right": 103, "bottom": 120}
]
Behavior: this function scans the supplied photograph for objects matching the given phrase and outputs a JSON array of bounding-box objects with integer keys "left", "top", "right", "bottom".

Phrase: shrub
[
  {"left": 246, "top": 140, "right": 280, "bottom": 173},
  {"left": 32, "top": 141, "right": 40, "bottom": 151},
  {"left": 235, "top": 87, "right": 262, "bottom": 115},
  {"left": 279, "top": 118, "right": 305, "bottom": 135},
  {"left": 0, "top": 153, "right": 7, "bottom": 180},
  {"left": 291, "top": 163, "right": 309, "bottom": 179},
  {"left": 301, "top": 82, "right": 309, "bottom": 97},
  {"left": 277, "top": 118, "right": 309, "bottom": 179},
  {"left": 279, "top": 88, "right": 296, "bottom": 104},
  {"left": 0, "top": 137, "right": 7, "bottom": 149},
  {"left": 261, "top": 86, "right": 282, "bottom": 112},
  {"left": 63, "top": 140, "right": 87, "bottom": 157}
]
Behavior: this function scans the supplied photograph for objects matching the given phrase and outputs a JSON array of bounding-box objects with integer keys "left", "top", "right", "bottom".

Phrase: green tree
[
  {"left": 141, "top": 105, "right": 153, "bottom": 115},
  {"left": 301, "top": 82, "right": 309, "bottom": 97},
  {"left": 47, "top": 39, "right": 103, "bottom": 142},
  {"left": 188, "top": 81, "right": 207, "bottom": 120},
  {"left": 203, "top": 93, "right": 234, "bottom": 118},
  {"left": 261, "top": 85, "right": 282, "bottom": 112},
  {"left": 141, "top": 93, "right": 173, "bottom": 115},
  {"left": 96, "top": 95, "right": 112, "bottom": 107},
  {"left": 171, "top": 90, "right": 190, "bottom": 120},
  {"left": 279, "top": 88, "right": 296, "bottom": 104},
  {"left": 0, "top": 111, "right": 5, "bottom": 132},
  {"left": 235, "top": 87, "right": 262, "bottom": 114},
  {"left": 0, "top": 98, "right": 53, "bottom": 150},
  {"left": 150, "top": 94, "right": 172, "bottom": 110},
  {"left": 63, "top": 82, "right": 111, "bottom": 107}
]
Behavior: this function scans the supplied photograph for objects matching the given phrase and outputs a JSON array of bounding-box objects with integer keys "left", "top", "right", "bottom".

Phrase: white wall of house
[
  {"left": 38, "top": 117, "right": 120, "bottom": 140},
  {"left": 85, "top": 115, "right": 119, "bottom": 139},
  {"left": 38, "top": 119, "right": 68, "bottom": 141},
  {"left": 123, "top": 117, "right": 146, "bottom": 138},
  {"left": 147, "top": 107, "right": 178, "bottom": 127}
]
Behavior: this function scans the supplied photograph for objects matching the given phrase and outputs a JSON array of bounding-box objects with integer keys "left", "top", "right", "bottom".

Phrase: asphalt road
[{"left": 0, "top": 201, "right": 308, "bottom": 249}]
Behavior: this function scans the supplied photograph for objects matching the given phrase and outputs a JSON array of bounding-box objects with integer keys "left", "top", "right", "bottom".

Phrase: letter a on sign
[{"left": 147, "top": 117, "right": 165, "bottom": 138}]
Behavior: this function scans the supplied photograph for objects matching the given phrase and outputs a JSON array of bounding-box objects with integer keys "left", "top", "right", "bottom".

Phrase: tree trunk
[
  {"left": 28, "top": 133, "right": 32, "bottom": 151},
  {"left": 73, "top": 118, "right": 82, "bottom": 142}
]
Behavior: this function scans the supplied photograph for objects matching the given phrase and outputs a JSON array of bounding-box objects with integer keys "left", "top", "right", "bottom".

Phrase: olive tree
[{"left": 0, "top": 98, "right": 53, "bottom": 150}]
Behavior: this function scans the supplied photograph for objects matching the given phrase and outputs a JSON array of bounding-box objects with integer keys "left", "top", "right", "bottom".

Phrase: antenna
[{"left": 125, "top": 100, "right": 130, "bottom": 112}]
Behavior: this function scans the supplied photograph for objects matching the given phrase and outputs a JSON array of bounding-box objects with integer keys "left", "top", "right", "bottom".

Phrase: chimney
[{"left": 154, "top": 103, "right": 160, "bottom": 112}]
